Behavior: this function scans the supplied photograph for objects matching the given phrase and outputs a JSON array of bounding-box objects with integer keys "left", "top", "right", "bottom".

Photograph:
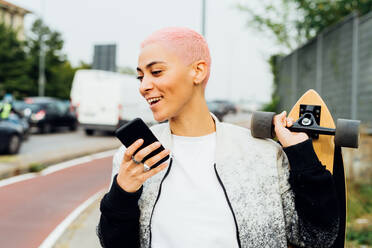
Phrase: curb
[
  {"left": 40, "top": 190, "right": 105, "bottom": 248},
  {"left": 0, "top": 142, "right": 120, "bottom": 180}
]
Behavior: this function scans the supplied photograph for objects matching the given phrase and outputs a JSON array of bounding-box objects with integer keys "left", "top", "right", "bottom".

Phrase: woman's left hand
[{"left": 273, "top": 111, "right": 309, "bottom": 148}]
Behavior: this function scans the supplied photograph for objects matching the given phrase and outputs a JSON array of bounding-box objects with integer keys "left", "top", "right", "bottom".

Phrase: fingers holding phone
[{"left": 118, "top": 139, "right": 170, "bottom": 193}]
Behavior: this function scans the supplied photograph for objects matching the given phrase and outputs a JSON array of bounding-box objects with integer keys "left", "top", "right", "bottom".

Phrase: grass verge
[
  {"left": 346, "top": 181, "right": 372, "bottom": 247},
  {"left": 29, "top": 162, "right": 47, "bottom": 172}
]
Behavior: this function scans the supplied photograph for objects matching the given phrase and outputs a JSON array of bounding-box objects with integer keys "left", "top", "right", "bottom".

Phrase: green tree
[
  {"left": 238, "top": 0, "right": 372, "bottom": 50},
  {"left": 238, "top": 0, "right": 372, "bottom": 111},
  {"left": 262, "top": 55, "right": 280, "bottom": 112},
  {"left": 0, "top": 23, "right": 31, "bottom": 98},
  {"left": 26, "top": 18, "right": 74, "bottom": 99}
]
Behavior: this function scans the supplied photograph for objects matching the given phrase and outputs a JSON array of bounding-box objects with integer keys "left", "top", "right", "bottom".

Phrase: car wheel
[
  {"left": 7, "top": 134, "right": 21, "bottom": 154},
  {"left": 69, "top": 122, "right": 78, "bottom": 131},
  {"left": 41, "top": 123, "right": 52, "bottom": 134},
  {"left": 23, "top": 130, "right": 30, "bottom": 141},
  {"left": 85, "top": 129, "right": 94, "bottom": 136}
]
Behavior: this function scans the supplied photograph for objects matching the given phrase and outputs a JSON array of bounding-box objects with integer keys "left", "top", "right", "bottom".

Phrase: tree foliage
[
  {"left": 26, "top": 18, "right": 74, "bottom": 99},
  {"left": 238, "top": 0, "right": 372, "bottom": 50},
  {"left": 0, "top": 24, "right": 30, "bottom": 98},
  {"left": 0, "top": 19, "right": 91, "bottom": 100},
  {"left": 239, "top": 0, "right": 372, "bottom": 111},
  {"left": 262, "top": 55, "right": 280, "bottom": 112}
]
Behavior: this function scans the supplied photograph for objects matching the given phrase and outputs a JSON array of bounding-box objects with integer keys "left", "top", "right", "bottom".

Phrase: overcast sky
[{"left": 12, "top": 0, "right": 279, "bottom": 103}]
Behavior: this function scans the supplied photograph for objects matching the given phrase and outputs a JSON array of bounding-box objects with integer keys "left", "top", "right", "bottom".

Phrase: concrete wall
[
  {"left": 276, "top": 13, "right": 372, "bottom": 127},
  {"left": 358, "top": 13, "right": 372, "bottom": 124}
]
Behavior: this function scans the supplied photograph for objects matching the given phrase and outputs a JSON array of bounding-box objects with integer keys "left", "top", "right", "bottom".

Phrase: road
[
  {"left": 0, "top": 155, "right": 112, "bottom": 248},
  {"left": 0, "top": 127, "right": 121, "bottom": 179},
  {"left": 19, "top": 127, "right": 116, "bottom": 154}
]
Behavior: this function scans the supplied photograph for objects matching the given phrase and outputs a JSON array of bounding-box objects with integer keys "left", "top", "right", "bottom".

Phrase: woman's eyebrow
[{"left": 137, "top": 61, "right": 166, "bottom": 72}]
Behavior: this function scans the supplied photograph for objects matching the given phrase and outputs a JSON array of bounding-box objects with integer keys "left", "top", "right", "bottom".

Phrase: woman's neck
[{"left": 169, "top": 97, "right": 215, "bottom": 137}]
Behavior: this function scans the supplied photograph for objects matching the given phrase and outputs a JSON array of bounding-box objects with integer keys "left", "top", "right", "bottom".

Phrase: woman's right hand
[{"left": 117, "top": 139, "right": 170, "bottom": 193}]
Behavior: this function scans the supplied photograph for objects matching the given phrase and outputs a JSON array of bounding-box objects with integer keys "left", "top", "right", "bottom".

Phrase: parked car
[
  {"left": 24, "top": 97, "right": 78, "bottom": 133},
  {"left": 0, "top": 119, "right": 23, "bottom": 154},
  {"left": 207, "top": 101, "right": 226, "bottom": 121},
  {"left": 62, "top": 100, "right": 77, "bottom": 117},
  {"left": 10, "top": 100, "right": 31, "bottom": 139},
  {"left": 213, "top": 100, "right": 237, "bottom": 114},
  {"left": 13, "top": 100, "right": 33, "bottom": 121}
]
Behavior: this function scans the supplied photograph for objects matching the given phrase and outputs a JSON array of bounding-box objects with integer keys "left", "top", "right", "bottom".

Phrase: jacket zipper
[
  {"left": 214, "top": 163, "right": 242, "bottom": 248},
  {"left": 148, "top": 157, "right": 173, "bottom": 248}
]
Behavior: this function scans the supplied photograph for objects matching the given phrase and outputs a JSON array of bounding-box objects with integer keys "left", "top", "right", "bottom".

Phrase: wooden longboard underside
[
  {"left": 288, "top": 89, "right": 335, "bottom": 173},
  {"left": 288, "top": 89, "right": 346, "bottom": 247}
]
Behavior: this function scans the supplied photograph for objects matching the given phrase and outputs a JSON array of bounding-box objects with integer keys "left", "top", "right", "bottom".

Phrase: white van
[{"left": 70, "top": 69, "right": 154, "bottom": 135}]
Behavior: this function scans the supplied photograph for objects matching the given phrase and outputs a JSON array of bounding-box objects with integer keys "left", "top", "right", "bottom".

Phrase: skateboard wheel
[
  {"left": 334, "top": 119, "right": 360, "bottom": 148},
  {"left": 251, "top": 111, "right": 275, "bottom": 139}
]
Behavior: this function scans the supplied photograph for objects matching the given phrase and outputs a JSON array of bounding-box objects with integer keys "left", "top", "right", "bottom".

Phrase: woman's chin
[{"left": 153, "top": 112, "right": 168, "bottom": 123}]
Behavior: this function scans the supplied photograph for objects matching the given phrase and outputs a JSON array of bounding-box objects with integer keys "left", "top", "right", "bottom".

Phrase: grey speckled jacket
[{"left": 110, "top": 114, "right": 338, "bottom": 248}]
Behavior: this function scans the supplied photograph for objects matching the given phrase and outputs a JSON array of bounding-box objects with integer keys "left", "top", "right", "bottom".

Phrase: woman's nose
[{"left": 139, "top": 76, "right": 154, "bottom": 93}]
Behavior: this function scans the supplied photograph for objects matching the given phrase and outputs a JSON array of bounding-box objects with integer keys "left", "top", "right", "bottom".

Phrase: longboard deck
[
  {"left": 288, "top": 89, "right": 335, "bottom": 173},
  {"left": 288, "top": 89, "right": 346, "bottom": 247}
]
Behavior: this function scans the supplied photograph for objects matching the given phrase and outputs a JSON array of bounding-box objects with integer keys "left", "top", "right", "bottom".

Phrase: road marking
[
  {"left": 0, "top": 173, "right": 37, "bottom": 188},
  {"left": 42, "top": 149, "right": 117, "bottom": 176},
  {"left": 0, "top": 149, "right": 117, "bottom": 188},
  {"left": 39, "top": 189, "right": 105, "bottom": 248},
  {"left": 41, "top": 157, "right": 92, "bottom": 176}
]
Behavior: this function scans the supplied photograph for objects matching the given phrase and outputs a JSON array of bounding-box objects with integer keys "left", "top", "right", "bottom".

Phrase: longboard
[
  {"left": 288, "top": 89, "right": 346, "bottom": 247},
  {"left": 251, "top": 89, "right": 360, "bottom": 247}
]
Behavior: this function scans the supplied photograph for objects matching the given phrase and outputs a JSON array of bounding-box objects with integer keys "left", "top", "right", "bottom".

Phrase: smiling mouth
[{"left": 147, "top": 96, "right": 163, "bottom": 106}]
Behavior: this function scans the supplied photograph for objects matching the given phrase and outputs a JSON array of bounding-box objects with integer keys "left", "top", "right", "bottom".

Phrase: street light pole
[
  {"left": 38, "top": 35, "right": 45, "bottom": 97},
  {"left": 202, "top": 0, "right": 206, "bottom": 36},
  {"left": 38, "top": 0, "right": 46, "bottom": 96}
]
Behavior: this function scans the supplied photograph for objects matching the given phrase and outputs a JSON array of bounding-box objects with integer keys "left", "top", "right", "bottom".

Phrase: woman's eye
[
  {"left": 136, "top": 75, "right": 143, "bottom": 81},
  {"left": 152, "top": 70, "right": 162, "bottom": 75}
]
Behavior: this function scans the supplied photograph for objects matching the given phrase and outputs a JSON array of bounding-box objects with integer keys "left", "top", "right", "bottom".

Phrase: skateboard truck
[
  {"left": 288, "top": 104, "right": 335, "bottom": 139},
  {"left": 251, "top": 104, "right": 360, "bottom": 148}
]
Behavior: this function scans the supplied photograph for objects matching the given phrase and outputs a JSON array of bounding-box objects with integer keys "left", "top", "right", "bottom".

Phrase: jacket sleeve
[
  {"left": 97, "top": 147, "right": 142, "bottom": 248},
  {"left": 277, "top": 139, "right": 339, "bottom": 248}
]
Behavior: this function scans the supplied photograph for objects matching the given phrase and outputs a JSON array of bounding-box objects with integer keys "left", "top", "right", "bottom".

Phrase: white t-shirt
[{"left": 151, "top": 132, "right": 239, "bottom": 248}]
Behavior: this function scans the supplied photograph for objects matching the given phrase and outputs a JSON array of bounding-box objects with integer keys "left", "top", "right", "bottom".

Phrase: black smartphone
[{"left": 115, "top": 118, "right": 169, "bottom": 169}]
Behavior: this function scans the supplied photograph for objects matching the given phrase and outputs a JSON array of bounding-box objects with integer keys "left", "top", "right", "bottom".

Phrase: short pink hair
[{"left": 141, "top": 27, "right": 211, "bottom": 88}]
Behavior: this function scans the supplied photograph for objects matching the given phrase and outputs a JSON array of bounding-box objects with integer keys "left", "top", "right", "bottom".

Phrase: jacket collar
[{"left": 156, "top": 112, "right": 224, "bottom": 163}]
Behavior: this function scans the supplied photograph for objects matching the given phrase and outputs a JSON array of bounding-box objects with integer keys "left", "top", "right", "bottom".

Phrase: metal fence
[{"left": 276, "top": 12, "right": 372, "bottom": 127}]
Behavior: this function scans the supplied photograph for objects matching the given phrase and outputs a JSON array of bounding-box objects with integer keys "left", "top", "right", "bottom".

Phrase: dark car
[
  {"left": 13, "top": 100, "right": 33, "bottom": 121},
  {"left": 207, "top": 101, "right": 226, "bottom": 121},
  {"left": 0, "top": 119, "right": 23, "bottom": 154},
  {"left": 9, "top": 100, "right": 31, "bottom": 139},
  {"left": 24, "top": 97, "right": 78, "bottom": 133},
  {"left": 213, "top": 100, "right": 237, "bottom": 115}
]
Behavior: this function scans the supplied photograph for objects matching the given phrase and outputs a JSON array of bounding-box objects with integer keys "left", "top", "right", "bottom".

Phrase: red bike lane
[{"left": 0, "top": 156, "right": 113, "bottom": 248}]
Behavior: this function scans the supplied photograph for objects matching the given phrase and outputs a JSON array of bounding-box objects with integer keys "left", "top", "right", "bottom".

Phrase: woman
[{"left": 98, "top": 27, "right": 339, "bottom": 248}]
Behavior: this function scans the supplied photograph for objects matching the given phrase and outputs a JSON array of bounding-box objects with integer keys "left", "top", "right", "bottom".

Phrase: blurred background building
[{"left": 0, "top": 0, "right": 30, "bottom": 40}]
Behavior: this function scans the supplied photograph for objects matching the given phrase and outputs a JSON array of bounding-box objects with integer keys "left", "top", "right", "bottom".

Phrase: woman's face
[{"left": 137, "top": 43, "right": 195, "bottom": 122}]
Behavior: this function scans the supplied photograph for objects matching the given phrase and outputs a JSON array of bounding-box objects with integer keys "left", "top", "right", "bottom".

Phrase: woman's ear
[{"left": 192, "top": 60, "right": 208, "bottom": 86}]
